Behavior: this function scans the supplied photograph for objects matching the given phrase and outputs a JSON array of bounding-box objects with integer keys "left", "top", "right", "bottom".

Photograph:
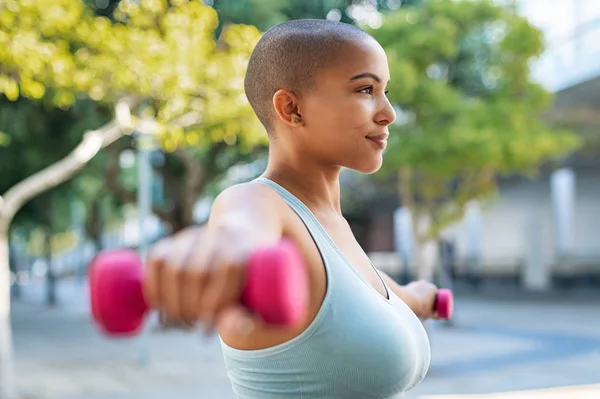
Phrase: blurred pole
[
  {"left": 393, "top": 207, "right": 413, "bottom": 285},
  {"left": 465, "top": 201, "right": 482, "bottom": 288},
  {"left": 523, "top": 180, "right": 550, "bottom": 291},
  {"left": 136, "top": 132, "right": 155, "bottom": 366},
  {"left": 438, "top": 240, "right": 454, "bottom": 291},
  {"left": 73, "top": 201, "right": 86, "bottom": 284},
  {"left": 8, "top": 235, "right": 23, "bottom": 299},
  {"left": 137, "top": 136, "right": 152, "bottom": 271},
  {"left": 551, "top": 168, "right": 575, "bottom": 258},
  {"left": 524, "top": 202, "right": 546, "bottom": 290}
]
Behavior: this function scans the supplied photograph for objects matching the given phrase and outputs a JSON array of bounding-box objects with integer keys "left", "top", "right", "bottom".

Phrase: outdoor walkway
[{"left": 10, "top": 280, "right": 600, "bottom": 399}]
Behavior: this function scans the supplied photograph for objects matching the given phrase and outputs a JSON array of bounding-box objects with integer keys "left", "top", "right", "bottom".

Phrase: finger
[
  {"left": 194, "top": 249, "right": 219, "bottom": 326},
  {"left": 161, "top": 254, "right": 183, "bottom": 321},
  {"left": 178, "top": 226, "right": 206, "bottom": 269},
  {"left": 178, "top": 233, "right": 217, "bottom": 324},
  {"left": 209, "top": 255, "right": 247, "bottom": 314},
  {"left": 179, "top": 267, "right": 209, "bottom": 324},
  {"left": 198, "top": 254, "right": 246, "bottom": 327},
  {"left": 143, "top": 238, "right": 171, "bottom": 309},
  {"left": 160, "top": 234, "right": 200, "bottom": 320}
]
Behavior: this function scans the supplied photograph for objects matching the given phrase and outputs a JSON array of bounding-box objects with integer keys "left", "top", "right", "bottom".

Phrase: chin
[{"left": 347, "top": 157, "right": 383, "bottom": 175}]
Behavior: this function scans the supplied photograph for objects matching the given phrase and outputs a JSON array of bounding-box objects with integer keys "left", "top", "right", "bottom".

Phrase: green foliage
[
  {"left": 211, "top": 0, "right": 423, "bottom": 32},
  {"left": 213, "top": 0, "right": 289, "bottom": 32},
  {"left": 0, "top": 0, "right": 581, "bottom": 244},
  {"left": 0, "top": 98, "right": 108, "bottom": 229},
  {"left": 367, "top": 0, "right": 581, "bottom": 237},
  {"left": 0, "top": 0, "right": 268, "bottom": 242},
  {"left": 0, "top": 0, "right": 265, "bottom": 150}
]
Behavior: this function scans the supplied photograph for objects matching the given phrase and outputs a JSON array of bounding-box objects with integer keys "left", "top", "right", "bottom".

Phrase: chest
[
  {"left": 313, "top": 273, "right": 432, "bottom": 397},
  {"left": 315, "top": 214, "right": 389, "bottom": 299}
]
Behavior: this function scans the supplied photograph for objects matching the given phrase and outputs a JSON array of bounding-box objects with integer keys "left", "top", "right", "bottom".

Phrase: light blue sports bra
[{"left": 219, "top": 177, "right": 431, "bottom": 398}]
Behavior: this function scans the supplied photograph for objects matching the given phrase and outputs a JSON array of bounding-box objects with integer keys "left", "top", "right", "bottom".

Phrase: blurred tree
[
  {"left": 85, "top": 0, "right": 122, "bottom": 18},
  {"left": 0, "top": 0, "right": 262, "bottom": 396},
  {"left": 212, "top": 0, "right": 288, "bottom": 32},
  {"left": 367, "top": 0, "right": 580, "bottom": 279},
  {"left": 100, "top": 0, "right": 422, "bottom": 233},
  {"left": 211, "top": 0, "right": 424, "bottom": 32},
  {"left": 1, "top": 0, "right": 124, "bottom": 261},
  {"left": 82, "top": 0, "right": 428, "bottom": 234},
  {"left": 0, "top": 98, "right": 112, "bottom": 306},
  {"left": 104, "top": 133, "right": 264, "bottom": 232},
  {"left": 78, "top": 157, "right": 125, "bottom": 252}
]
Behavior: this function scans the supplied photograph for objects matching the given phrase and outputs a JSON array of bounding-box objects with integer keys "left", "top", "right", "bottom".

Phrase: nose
[{"left": 375, "top": 96, "right": 396, "bottom": 126}]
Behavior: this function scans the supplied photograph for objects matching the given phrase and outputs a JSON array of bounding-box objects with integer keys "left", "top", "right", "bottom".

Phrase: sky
[{"left": 517, "top": 0, "right": 600, "bottom": 45}]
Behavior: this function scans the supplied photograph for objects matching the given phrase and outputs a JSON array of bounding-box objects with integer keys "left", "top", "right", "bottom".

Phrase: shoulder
[
  {"left": 214, "top": 180, "right": 278, "bottom": 200},
  {"left": 212, "top": 180, "right": 287, "bottom": 211},
  {"left": 209, "top": 180, "right": 292, "bottom": 227}
]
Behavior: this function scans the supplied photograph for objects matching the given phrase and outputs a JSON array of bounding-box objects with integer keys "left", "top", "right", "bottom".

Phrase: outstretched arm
[{"left": 378, "top": 271, "right": 438, "bottom": 319}]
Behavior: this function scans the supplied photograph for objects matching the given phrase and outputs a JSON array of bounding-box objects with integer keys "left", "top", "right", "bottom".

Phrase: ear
[{"left": 272, "top": 89, "right": 304, "bottom": 128}]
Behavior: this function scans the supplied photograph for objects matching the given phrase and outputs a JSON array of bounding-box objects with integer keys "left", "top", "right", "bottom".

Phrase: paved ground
[{"left": 9, "top": 280, "right": 600, "bottom": 399}]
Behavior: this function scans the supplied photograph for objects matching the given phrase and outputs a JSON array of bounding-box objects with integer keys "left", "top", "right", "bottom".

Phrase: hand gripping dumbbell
[
  {"left": 88, "top": 239, "right": 454, "bottom": 336},
  {"left": 89, "top": 239, "right": 309, "bottom": 336}
]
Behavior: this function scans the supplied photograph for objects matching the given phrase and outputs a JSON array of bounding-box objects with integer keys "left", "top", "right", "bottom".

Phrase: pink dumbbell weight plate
[{"left": 89, "top": 249, "right": 149, "bottom": 335}]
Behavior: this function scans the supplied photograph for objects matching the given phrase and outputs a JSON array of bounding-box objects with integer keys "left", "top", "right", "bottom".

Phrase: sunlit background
[{"left": 1, "top": 0, "right": 599, "bottom": 398}]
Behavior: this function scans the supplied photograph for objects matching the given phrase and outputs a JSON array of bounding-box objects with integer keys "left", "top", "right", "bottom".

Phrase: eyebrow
[{"left": 349, "top": 72, "right": 389, "bottom": 84}]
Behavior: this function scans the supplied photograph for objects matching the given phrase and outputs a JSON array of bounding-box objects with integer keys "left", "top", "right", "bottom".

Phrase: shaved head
[{"left": 244, "top": 19, "right": 374, "bottom": 136}]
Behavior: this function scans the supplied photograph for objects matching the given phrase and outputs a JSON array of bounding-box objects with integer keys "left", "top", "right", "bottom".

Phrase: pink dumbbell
[
  {"left": 434, "top": 288, "right": 454, "bottom": 319},
  {"left": 89, "top": 239, "right": 309, "bottom": 336}
]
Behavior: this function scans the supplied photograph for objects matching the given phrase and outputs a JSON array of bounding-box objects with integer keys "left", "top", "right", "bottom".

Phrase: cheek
[
  {"left": 308, "top": 95, "right": 372, "bottom": 135},
  {"left": 342, "top": 98, "right": 374, "bottom": 134}
]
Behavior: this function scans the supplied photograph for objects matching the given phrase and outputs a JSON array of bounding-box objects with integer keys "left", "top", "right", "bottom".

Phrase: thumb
[{"left": 215, "top": 305, "right": 260, "bottom": 336}]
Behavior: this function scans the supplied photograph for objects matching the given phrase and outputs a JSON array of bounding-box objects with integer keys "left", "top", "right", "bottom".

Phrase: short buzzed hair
[{"left": 244, "top": 19, "right": 374, "bottom": 135}]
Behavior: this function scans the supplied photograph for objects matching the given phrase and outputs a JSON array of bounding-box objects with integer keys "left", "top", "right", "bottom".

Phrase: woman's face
[{"left": 296, "top": 37, "right": 397, "bottom": 174}]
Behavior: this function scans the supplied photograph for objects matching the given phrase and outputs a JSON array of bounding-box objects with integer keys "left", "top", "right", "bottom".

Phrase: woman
[{"left": 144, "top": 19, "right": 439, "bottom": 398}]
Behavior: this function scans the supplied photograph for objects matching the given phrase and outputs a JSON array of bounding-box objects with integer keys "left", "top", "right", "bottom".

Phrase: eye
[{"left": 358, "top": 86, "right": 389, "bottom": 96}]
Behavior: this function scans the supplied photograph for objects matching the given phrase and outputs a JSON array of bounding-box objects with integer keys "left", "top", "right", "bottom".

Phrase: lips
[
  {"left": 366, "top": 133, "right": 389, "bottom": 141},
  {"left": 366, "top": 133, "right": 389, "bottom": 150}
]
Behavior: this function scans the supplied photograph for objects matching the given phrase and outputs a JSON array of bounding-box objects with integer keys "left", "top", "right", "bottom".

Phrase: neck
[{"left": 262, "top": 143, "right": 342, "bottom": 215}]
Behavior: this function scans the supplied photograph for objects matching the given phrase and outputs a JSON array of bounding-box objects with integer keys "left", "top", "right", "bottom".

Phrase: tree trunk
[
  {"left": 0, "top": 113, "right": 128, "bottom": 399},
  {"left": 104, "top": 146, "right": 172, "bottom": 226},
  {"left": 169, "top": 196, "right": 196, "bottom": 234},
  {"left": 0, "top": 233, "right": 16, "bottom": 399},
  {"left": 0, "top": 121, "right": 125, "bottom": 227}
]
